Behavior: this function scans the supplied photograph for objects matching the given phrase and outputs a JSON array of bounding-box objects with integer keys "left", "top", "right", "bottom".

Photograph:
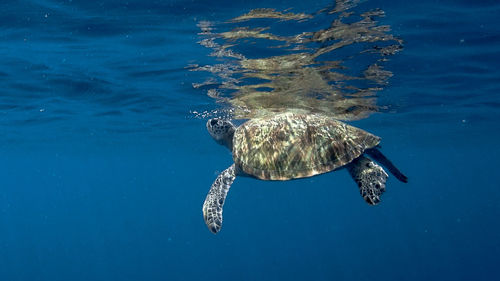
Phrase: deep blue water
[{"left": 1, "top": 0, "right": 499, "bottom": 281}]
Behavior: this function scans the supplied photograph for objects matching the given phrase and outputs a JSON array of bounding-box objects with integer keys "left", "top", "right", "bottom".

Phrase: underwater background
[{"left": 0, "top": 0, "right": 499, "bottom": 280}]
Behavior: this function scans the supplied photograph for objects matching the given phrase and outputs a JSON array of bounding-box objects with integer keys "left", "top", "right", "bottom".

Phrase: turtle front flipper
[
  {"left": 347, "top": 156, "right": 388, "bottom": 205},
  {"left": 203, "top": 164, "right": 236, "bottom": 234}
]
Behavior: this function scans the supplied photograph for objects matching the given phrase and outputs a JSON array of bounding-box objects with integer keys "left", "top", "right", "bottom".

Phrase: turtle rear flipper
[
  {"left": 203, "top": 164, "right": 236, "bottom": 234},
  {"left": 347, "top": 156, "right": 388, "bottom": 205},
  {"left": 366, "top": 148, "right": 408, "bottom": 183}
]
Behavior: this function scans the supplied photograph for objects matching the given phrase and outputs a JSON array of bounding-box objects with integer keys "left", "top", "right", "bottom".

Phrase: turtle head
[{"left": 206, "top": 118, "right": 236, "bottom": 150}]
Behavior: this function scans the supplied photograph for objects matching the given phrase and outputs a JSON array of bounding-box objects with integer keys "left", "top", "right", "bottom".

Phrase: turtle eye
[{"left": 210, "top": 119, "right": 218, "bottom": 126}]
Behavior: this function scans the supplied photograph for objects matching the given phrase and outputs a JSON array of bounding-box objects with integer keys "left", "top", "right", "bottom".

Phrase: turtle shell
[{"left": 232, "top": 112, "right": 380, "bottom": 180}]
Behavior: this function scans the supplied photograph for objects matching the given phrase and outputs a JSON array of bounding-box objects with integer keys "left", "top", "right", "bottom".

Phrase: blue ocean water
[{"left": 1, "top": 0, "right": 499, "bottom": 280}]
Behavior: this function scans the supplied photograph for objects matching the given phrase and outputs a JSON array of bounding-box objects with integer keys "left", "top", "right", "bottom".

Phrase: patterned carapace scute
[{"left": 232, "top": 112, "right": 380, "bottom": 180}]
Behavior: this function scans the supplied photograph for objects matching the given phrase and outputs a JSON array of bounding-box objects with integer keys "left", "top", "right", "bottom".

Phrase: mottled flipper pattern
[
  {"left": 203, "top": 164, "right": 236, "bottom": 234},
  {"left": 366, "top": 148, "right": 408, "bottom": 183},
  {"left": 347, "top": 155, "right": 388, "bottom": 205}
]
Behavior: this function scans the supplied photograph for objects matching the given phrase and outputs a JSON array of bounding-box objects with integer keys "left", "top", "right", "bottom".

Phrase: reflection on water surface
[{"left": 191, "top": 0, "right": 403, "bottom": 121}]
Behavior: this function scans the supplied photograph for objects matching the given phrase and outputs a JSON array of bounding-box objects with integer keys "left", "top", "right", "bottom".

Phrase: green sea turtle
[{"left": 203, "top": 112, "right": 407, "bottom": 234}]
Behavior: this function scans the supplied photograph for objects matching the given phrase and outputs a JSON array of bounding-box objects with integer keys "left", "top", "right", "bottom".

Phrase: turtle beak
[
  {"left": 206, "top": 118, "right": 235, "bottom": 150},
  {"left": 206, "top": 118, "right": 221, "bottom": 140}
]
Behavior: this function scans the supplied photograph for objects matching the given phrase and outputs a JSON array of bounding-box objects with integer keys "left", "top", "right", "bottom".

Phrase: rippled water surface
[{"left": 0, "top": 0, "right": 499, "bottom": 281}]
